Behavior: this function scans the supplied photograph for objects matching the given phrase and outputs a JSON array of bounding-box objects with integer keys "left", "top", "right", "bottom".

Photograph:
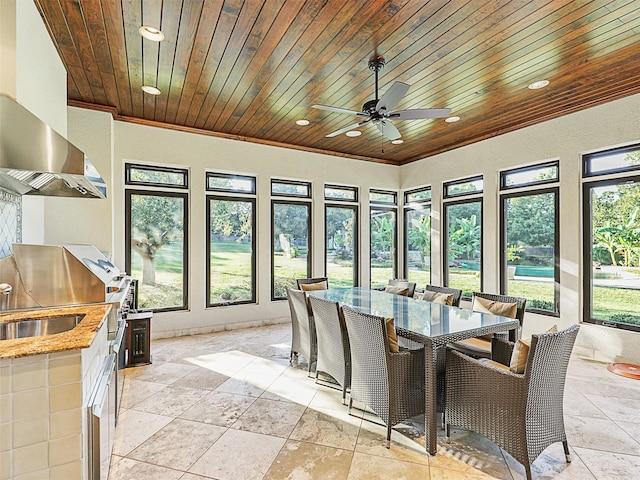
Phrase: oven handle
[
  {"left": 111, "top": 320, "right": 126, "bottom": 349},
  {"left": 91, "top": 354, "right": 115, "bottom": 416}
]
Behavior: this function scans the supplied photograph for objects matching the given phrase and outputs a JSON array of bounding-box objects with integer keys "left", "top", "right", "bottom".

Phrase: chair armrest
[{"left": 491, "top": 337, "right": 515, "bottom": 366}]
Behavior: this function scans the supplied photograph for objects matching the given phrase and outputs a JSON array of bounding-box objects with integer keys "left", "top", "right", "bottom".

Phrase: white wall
[
  {"left": 400, "top": 93, "right": 640, "bottom": 364},
  {"left": 0, "top": 0, "right": 68, "bottom": 245},
  {"left": 107, "top": 121, "right": 399, "bottom": 337}
]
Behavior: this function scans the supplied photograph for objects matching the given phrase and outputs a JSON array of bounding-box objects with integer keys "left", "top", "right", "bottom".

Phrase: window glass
[
  {"left": 405, "top": 188, "right": 431, "bottom": 204},
  {"left": 326, "top": 205, "right": 358, "bottom": 287},
  {"left": 502, "top": 162, "right": 558, "bottom": 188},
  {"left": 271, "top": 179, "right": 311, "bottom": 198},
  {"left": 585, "top": 178, "right": 640, "bottom": 329},
  {"left": 444, "top": 176, "right": 483, "bottom": 198},
  {"left": 444, "top": 200, "right": 482, "bottom": 297},
  {"left": 503, "top": 190, "right": 558, "bottom": 313},
  {"left": 126, "top": 191, "right": 187, "bottom": 311},
  {"left": 585, "top": 147, "right": 640, "bottom": 176},
  {"left": 370, "top": 189, "right": 397, "bottom": 205},
  {"left": 272, "top": 201, "right": 311, "bottom": 299},
  {"left": 370, "top": 207, "right": 396, "bottom": 288},
  {"left": 126, "top": 164, "right": 188, "bottom": 188},
  {"left": 405, "top": 203, "right": 431, "bottom": 286},
  {"left": 206, "top": 173, "right": 255, "bottom": 194},
  {"left": 325, "top": 184, "right": 358, "bottom": 202},
  {"left": 207, "top": 196, "right": 255, "bottom": 306}
]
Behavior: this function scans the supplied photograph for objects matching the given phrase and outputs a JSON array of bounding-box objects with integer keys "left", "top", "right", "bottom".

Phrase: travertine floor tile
[
  {"left": 179, "top": 390, "right": 256, "bottom": 427},
  {"left": 130, "top": 384, "right": 209, "bottom": 417},
  {"left": 289, "top": 407, "right": 362, "bottom": 450},
  {"left": 171, "top": 366, "right": 229, "bottom": 390},
  {"left": 127, "top": 418, "right": 226, "bottom": 470},
  {"left": 574, "top": 446, "right": 640, "bottom": 480},
  {"left": 231, "top": 397, "right": 307, "bottom": 437},
  {"left": 263, "top": 440, "right": 352, "bottom": 480},
  {"left": 112, "top": 409, "right": 173, "bottom": 457},
  {"left": 108, "top": 456, "right": 183, "bottom": 479},
  {"left": 565, "top": 415, "right": 640, "bottom": 455},
  {"left": 119, "top": 378, "right": 167, "bottom": 410},
  {"left": 348, "top": 451, "right": 429, "bottom": 479},
  {"left": 188, "top": 428, "right": 286, "bottom": 480}
]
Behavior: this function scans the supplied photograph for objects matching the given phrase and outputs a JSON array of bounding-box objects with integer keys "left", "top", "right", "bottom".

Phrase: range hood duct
[{"left": 0, "top": 95, "right": 107, "bottom": 199}]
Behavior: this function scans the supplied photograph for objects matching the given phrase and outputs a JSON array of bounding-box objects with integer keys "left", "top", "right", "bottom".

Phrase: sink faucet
[{"left": 0, "top": 283, "right": 12, "bottom": 310}]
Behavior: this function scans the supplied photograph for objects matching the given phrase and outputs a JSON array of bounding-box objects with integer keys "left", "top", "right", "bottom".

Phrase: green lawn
[{"left": 133, "top": 243, "right": 640, "bottom": 324}]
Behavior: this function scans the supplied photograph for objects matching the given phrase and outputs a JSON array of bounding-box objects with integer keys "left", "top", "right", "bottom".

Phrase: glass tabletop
[{"left": 308, "top": 287, "right": 518, "bottom": 339}]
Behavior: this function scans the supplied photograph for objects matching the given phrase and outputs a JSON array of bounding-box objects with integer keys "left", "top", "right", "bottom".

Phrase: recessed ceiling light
[
  {"left": 528, "top": 80, "right": 549, "bottom": 90},
  {"left": 296, "top": 119, "right": 310, "bottom": 126},
  {"left": 445, "top": 116, "right": 461, "bottom": 123},
  {"left": 346, "top": 130, "right": 361, "bottom": 137},
  {"left": 141, "top": 85, "right": 161, "bottom": 95},
  {"left": 391, "top": 139, "right": 403, "bottom": 144},
  {"left": 138, "top": 25, "right": 165, "bottom": 42}
]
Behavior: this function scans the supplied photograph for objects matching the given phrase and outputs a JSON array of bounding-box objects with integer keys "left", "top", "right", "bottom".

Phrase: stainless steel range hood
[{"left": 0, "top": 95, "right": 107, "bottom": 198}]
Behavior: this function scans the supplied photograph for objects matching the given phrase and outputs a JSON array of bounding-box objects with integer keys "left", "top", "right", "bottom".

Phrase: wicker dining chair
[
  {"left": 296, "top": 277, "right": 329, "bottom": 290},
  {"left": 445, "top": 324, "right": 580, "bottom": 480},
  {"left": 341, "top": 305, "right": 425, "bottom": 448},
  {"left": 423, "top": 285, "right": 463, "bottom": 307},
  {"left": 308, "top": 296, "right": 351, "bottom": 403},
  {"left": 449, "top": 292, "right": 527, "bottom": 358},
  {"left": 286, "top": 287, "right": 317, "bottom": 376}
]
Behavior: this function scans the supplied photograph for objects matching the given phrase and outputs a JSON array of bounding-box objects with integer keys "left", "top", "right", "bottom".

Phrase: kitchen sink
[{"left": 0, "top": 314, "right": 85, "bottom": 340}]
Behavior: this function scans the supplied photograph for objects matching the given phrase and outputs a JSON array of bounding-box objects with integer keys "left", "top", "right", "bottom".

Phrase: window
[
  {"left": 370, "top": 188, "right": 397, "bottom": 288},
  {"left": 500, "top": 162, "right": 559, "bottom": 314},
  {"left": 583, "top": 145, "right": 640, "bottom": 332},
  {"left": 272, "top": 179, "right": 312, "bottom": 300},
  {"left": 206, "top": 173, "right": 256, "bottom": 307},
  {"left": 404, "top": 187, "right": 431, "bottom": 286},
  {"left": 325, "top": 184, "right": 358, "bottom": 287},
  {"left": 443, "top": 177, "right": 483, "bottom": 298},
  {"left": 125, "top": 188, "right": 188, "bottom": 312},
  {"left": 125, "top": 163, "right": 188, "bottom": 188}
]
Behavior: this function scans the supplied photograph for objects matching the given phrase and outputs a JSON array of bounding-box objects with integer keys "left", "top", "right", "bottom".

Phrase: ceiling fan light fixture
[
  {"left": 346, "top": 130, "right": 362, "bottom": 137},
  {"left": 139, "top": 25, "right": 165, "bottom": 42},
  {"left": 445, "top": 116, "right": 461, "bottom": 123},
  {"left": 141, "top": 85, "right": 161, "bottom": 95},
  {"left": 295, "top": 119, "right": 310, "bottom": 126},
  {"left": 391, "top": 139, "right": 403, "bottom": 144},
  {"left": 528, "top": 80, "right": 549, "bottom": 90}
]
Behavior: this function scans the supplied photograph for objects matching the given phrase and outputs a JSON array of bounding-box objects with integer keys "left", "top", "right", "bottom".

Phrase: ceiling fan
[{"left": 313, "top": 56, "right": 451, "bottom": 141}]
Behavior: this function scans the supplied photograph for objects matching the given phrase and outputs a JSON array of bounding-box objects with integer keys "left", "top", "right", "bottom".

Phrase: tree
[
  {"left": 506, "top": 192, "right": 555, "bottom": 247},
  {"left": 131, "top": 194, "right": 184, "bottom": 285},
  {"left": 371, "top": 214, "right": 394, "bottom": 256},
  {"left": 209, "top": 199, "right": 252, "bottom": 240},
  {"left": 449, "top": 214, "right": 480, "bottom": 261},
  {"left": 408, "top": 214, "right": 431, "bottom": 266}
]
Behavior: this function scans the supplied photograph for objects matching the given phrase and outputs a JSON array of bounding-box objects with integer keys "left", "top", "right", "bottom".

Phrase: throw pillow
[
  {"left": 385, "top": 284, "right": 410, "bottom": 296},
  {"left": 422, "top": 291, "right": 454, "bottom": 306},
  {"left": 472, "top": 296, "right": 518, "bottom": 318},
  {"left": 509, "top": 325, "right": 559, "bottom": 374},
  {"left": 300, "top": 281, "right": 328, "bottom": 291},
  {"left": 384, "top": 317, "right": 399, "bottom": 353}
]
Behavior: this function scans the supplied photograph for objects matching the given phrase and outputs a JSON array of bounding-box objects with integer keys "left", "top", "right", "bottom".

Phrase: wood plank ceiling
[{"left": 34, "top": 0, "right": 640, "bottom": 166}]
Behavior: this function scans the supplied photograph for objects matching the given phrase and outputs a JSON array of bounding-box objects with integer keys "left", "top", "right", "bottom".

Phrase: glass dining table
[{"left": 307, "top": 287, "right": 520, "bottom": 455}]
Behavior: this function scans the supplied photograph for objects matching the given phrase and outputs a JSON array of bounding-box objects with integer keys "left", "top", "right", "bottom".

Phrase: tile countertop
[{"left": 0, "top": 303, "right": 112, "bottom": 359}]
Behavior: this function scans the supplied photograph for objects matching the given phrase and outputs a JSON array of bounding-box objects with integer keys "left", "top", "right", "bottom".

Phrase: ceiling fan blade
[
  {"left": 376, "top": 81, "right": 410, "bottom": 113},
  {"left": 326, "top": 119, "right": 370, "bottom": 138},
  {"left": 312, "top": 104, "right": 367, "bottom": 116},
  {"left": 376, "top": 119, "right": 401, "bottom": 140},
  {"left": 388, "top": 108, "right": 452, "bottom": 120}
]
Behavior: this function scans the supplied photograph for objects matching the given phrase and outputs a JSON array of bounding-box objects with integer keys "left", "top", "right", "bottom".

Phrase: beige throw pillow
[
  {"left": 472, "top": 296, "right": 518, "bottom": 318},
  {"left": 384, "top": 317, "right": 399, "bottom": 353},
  {"left": 300, "top": 281, "right": 328, "bottom": 291},
  {"left": 385, "top": 285, "right": 410, "bottom": 296},
  {"left": 422, "top": 291, "right": 454, "bottom": 306},
  {"left": 509, "top": 325, "right": 559, "bottom": 374}
]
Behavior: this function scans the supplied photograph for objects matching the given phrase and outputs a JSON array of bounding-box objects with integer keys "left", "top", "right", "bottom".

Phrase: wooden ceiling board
[{"left": 33, "top": 0, "right": 640, "bottom": 165}]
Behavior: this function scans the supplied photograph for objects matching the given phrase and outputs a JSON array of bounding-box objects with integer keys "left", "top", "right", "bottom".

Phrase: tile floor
[{"left": 109, "top": 323, "right": 640, "bottom": 479}]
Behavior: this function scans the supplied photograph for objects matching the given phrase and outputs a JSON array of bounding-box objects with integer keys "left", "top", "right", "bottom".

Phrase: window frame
[
  {"left": 369, "top": 205, "right": 398, "bottom": 288},
  {"left": 443, "top": 175, "right": 483, "bottom": 199},
  {"left": 271, "top": 199, "right": 312, "bottom": 301},
  {"left": 583, "top": 144, "right": 640, "bottom": 178},
  {"left": 369, "top": 188, "right": 398, "bottom": 205},
  {"left": 499, "top": 186, "right": 560, "bottom": 316},
  {"left": 582, "top": 173, "right": 640, "bottom": 333},
  {"left": 324, "top": 184, "right": 358, "bottom": 202},
  {"left": 403, "top": 186, "right": 431, "bottom": 286},
  {"left": 125, "top": 189, "right": 189, "bottom": 312},
  {"left": 206, "top": 194, "right": 257, "bottom": 307},
  {"left": 324, "top": 202, "right": 359, "bottom": 287},
  {"left": 125, "top": 163, "right": 189, "bottom": 189},
  {"left": 500, "top": 160, "right": 559, "bottom": 190},
  {"left": 271, "top": 178, "right": 312, "bottom": 198},
  {"left": 442, "top": 196, "right": 483, "bottom": 298},
  {"left": 206, "top": 172, "right": 256, "bottom": 194}
]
